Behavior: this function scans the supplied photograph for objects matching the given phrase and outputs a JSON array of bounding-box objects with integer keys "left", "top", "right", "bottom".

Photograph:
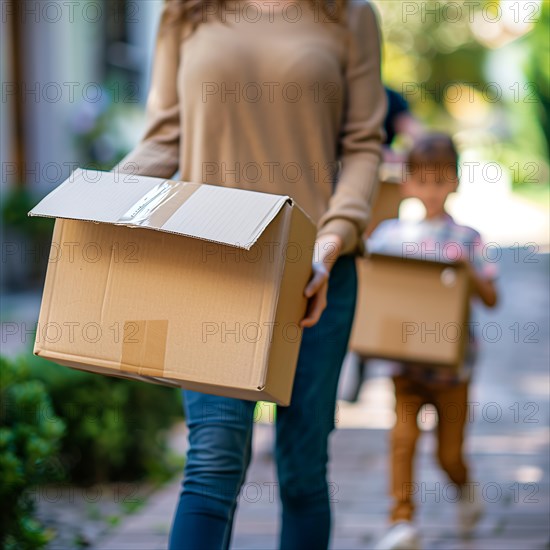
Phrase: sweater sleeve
[
  {"left": 315, "top": 1, "right": 387, "bottom": 256},
  {"left": 113, "top": 7, "right": 182, "bottom": 178}
]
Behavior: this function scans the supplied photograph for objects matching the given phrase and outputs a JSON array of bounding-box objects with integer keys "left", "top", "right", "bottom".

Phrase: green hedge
[
  {"left": 0, "top": 356, "right": 65, "bottom": 549},
  {"left": 0, "top": 351, "right": 184, "bottom": 548},
  {"left": 24, "top": 352, "right": 184, "bottom": 485}
]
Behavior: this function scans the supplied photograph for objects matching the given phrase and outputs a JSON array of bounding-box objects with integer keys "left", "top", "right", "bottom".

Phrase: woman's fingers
[
  {"left": 304, "top": 268, "right": 326, "bottom": 298},
  {"left": 300, "top": 262, "right": 330, "bottom": 327},
  {"left": 301, "top": 268, "right": 329, "bottom": 328},
  {"left": 301, "top": 286, "right": 327, "bottom": 328}
]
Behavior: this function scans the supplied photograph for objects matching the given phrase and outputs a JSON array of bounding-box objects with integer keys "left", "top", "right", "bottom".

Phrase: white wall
[{"left": 18, "top": 0, "right": 163, "bottom": 194}]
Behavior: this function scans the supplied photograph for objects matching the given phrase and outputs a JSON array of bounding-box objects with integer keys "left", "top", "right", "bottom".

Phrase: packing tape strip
[
  {"left": 117, "top": 180, "right": 201, "bottom": 229},
  {"left": 120, "top": 320, "right": 169, "bottom": 376}
]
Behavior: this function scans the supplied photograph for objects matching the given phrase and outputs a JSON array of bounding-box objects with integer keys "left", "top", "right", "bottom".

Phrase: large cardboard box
[
  {"left": 28, "top": 169, "right": 316, "bottom": 405},
  {"left": 349, "top": 253, "right": 471, "bottom": 370}
]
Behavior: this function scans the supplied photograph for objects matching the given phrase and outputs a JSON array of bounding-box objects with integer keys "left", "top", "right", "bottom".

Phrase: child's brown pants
[{"left": 390, "top": 374, "right": 470, "bottom": 522}]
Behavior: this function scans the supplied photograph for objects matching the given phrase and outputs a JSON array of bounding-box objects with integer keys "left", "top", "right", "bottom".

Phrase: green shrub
[
  {"left": 23, "top": 352, "right": 183, "bottom": 485},
  {"left": 0, "top": 356, "right": 65, "bottom": 549},
  {"left": 1, "top": 187, "right": 54, "bottom": 241},
  {"left": 2, "top": 188, "right": 54, "bottom": 290}
]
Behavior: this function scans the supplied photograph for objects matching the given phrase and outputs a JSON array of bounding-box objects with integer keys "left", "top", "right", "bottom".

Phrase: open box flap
[{"left": 28, "top": 168, "right": 292, "bottom": 250}]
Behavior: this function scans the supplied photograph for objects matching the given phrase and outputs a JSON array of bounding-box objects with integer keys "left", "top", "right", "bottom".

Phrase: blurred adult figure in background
[{"left": 382, "top": 87, "right": 424, "bottom": 164}]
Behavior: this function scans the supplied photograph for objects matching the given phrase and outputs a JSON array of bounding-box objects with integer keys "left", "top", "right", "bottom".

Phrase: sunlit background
[{"left": 1, "top": 1, "right": 548, "bottom": 549}]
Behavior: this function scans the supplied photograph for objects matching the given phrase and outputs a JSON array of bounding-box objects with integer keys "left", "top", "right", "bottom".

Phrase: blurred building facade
[
  {"left": 1, "top": 0, "right": 162, "bottom": 195},
  {"left": 1, "top": 0, "right": 163, "bottom": 291}
]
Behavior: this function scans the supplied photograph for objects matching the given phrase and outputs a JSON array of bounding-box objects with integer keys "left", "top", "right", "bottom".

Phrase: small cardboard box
[
  {"left": 28, "top": 169, "right": 316, "bottom": 405},
  {"left": 349, "top": 253, "right": 470, "bottom": 370}
]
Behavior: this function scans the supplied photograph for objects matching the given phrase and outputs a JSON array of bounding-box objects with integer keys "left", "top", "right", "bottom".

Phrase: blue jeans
[{"left": 169, "top": 254, "right": 357, "bottom": 550}]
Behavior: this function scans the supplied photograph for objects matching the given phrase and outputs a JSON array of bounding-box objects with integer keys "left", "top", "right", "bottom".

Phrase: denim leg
[
  {"left": 169, "top": 391, "right": 255, "bottom": 550},
  {"left": 276, "top": 255, "right": 357, "bottom": 550}
]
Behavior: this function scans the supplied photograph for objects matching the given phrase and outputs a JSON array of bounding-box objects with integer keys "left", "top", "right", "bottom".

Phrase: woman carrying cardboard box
[{"left": 115, "top": 1, "right": 386, "bottom": 548}]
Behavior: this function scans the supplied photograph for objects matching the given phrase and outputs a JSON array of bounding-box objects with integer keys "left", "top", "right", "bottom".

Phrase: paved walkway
[{"left": 91, "top": 249, "right": 550, "bottom": 549}]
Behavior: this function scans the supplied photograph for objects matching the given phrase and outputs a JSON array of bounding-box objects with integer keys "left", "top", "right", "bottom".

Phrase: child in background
[{"left": 371, "top": 133, "right": 498, "bottom": 550}]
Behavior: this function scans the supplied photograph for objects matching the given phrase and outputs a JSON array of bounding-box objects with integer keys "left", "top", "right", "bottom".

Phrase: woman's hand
[
  {"left": 300, "top": 262, "right": 330, "bottom": 328},
  {"left": 300, "top": 233, "right": 343, "bottom": 328}
]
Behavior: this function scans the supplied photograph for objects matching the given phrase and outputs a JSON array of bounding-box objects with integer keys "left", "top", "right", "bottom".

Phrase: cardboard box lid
[{"left": 28, "top": 168, "right": 294, "bottom": 250}]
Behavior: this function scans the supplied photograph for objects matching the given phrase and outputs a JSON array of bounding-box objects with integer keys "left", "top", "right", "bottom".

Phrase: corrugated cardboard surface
[
  {"left": 31, "top": 170, "right": 316, "bottom": 405},
  {"left": 349, "top": 254, "right": 470, "bottom": 370},
  {"left": 262, "top": 205, "right": 318, "bottom": 402}
]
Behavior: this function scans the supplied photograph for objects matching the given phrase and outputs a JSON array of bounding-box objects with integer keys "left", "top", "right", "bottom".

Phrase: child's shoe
[
  {"left": 458, "top": 483, "right": 484, "bottom": 537},
  {"left": 374, "top": 521, "right": 422, "bottom": 550}
]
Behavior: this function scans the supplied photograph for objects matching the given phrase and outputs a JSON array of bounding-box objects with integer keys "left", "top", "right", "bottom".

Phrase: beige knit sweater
[{"left": 115, "top": 0, "right": 387, "bottom": 256}]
